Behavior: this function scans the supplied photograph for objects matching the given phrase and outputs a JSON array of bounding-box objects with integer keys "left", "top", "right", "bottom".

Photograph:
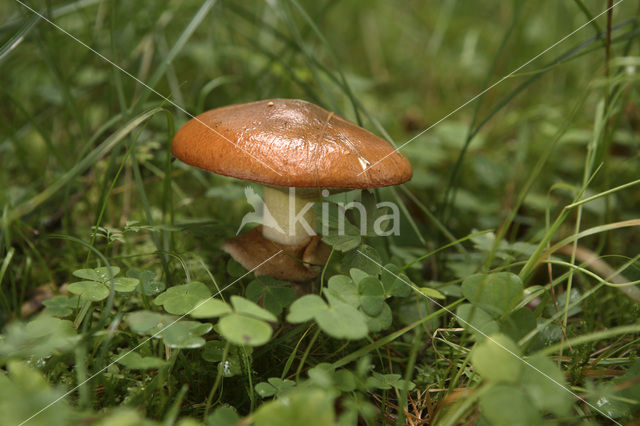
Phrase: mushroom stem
[{"left": 262, "top": 186, "right": 317, "bottom": 246}]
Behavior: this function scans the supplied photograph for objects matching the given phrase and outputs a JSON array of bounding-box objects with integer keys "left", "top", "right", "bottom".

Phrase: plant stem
[
  {"left": 295, "top": 326, "right": 320, "bottom": 381},
  {"left": 396, "top": 328, "right": 422, "bottom": 426},
  {"left": 204, "top": 341, "right": 230, "bottom": 419}
]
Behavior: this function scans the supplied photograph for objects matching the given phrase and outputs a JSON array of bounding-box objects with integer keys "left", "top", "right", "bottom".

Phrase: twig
[{"left": 557, "top": 245, "right": 640, "bottom": 304}]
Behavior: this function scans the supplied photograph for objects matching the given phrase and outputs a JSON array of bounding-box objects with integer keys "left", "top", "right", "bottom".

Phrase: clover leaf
[
  {"left": 125, "top": 310, "right": 211, "bottom": 349},
  {"left": 67, "top": 281, "right": 109, "bottom": 302},
  {"left": 154, "top": 287, "right": 278, "bottom": 348},
  {"left": 211, "top": 296, "right": 277, "bottom": 346},
  {"left": 126, "top": 268, "right": 165, "bottom": 296},
  {"left": 245, "top": 276, "right": 296, "bottom": 316},
  {"left": 255, "top": 377, "right": 296, "bottom": 398},
  {"left": 207, "top": 406, "right": 241, "bottom": 426},
  {"left": 471, "top": 333, "right": 522, "bottom": 383},
  {"left": 358, "top": 276, "right": 385, "bottom": 317},
  {"left": 521, "top": 354, "right": 572, "bottom": 416},
  {"left": 190, "top": 299, "right": 232, "bottom": 318},
  {"left": 42, "top": 295, "right": 80, "bottom": 318},
  {"left": 499, "top": 308, "right": 537, "bottom": 342},
  {"left": 0, "top": 316, "right": 79, "bottom": 359},
  {"left": 286, "top": 295, "right": 327, "bottom": 323},
  {"left": 115, "top": 351, "right": 166, "bottom": 370},
  {"left": 288, "top": 294, "right": 368, "bottom": 340},
  {"left": 462, "top": 272, "right": 524, "bottom": 317},
  {"left": 325, "top": 275, "right": 359, "bottom": 307},
  {"left": 202, "top": 340, "right": 251, "bottom": 377},
  {"left": 126, "top": 310, "right": 175, "bottom": 335},
  {"left": 349, "top": 268, "right": 369, "bottom": 285},
  {"left": 67, "top": 266, "right": 139, "bottom": 302},
  {"left": 153, "top": 282, "right": 211, "bottom": 315},
  {"left": 72, "top": 266, "right": 120, "bottom": 282},
  {"left": 380, "top": 263, "right": 414, "bottom": 298},
  {"left": 320, "top": 203, "right": 362, "bottom": 251},
  {"left": 218, "top": 313, "right": 273, "bottom": 346},
  {"left": 479, "top": 385, "right": 542, "bottom": 426},
  {"left": 363, "top": 301, "right": 392, "bottom": 332},
  {"left": 230, "top": 295, "right": 277, "bottom": 322},
  {"left": 315, "top": 299, "right": 368, "bottom": 340},
  {"left": 161, "top": 321, "right": 212, "bottom": 348},
  {"left": 252, "top": 389, "right": 336, "bottom": 426},
  {"left": 288, "top": 272, "right": 397, "bottom": 339},
  {"left": 365, "top": 372, "right": 415, "bottom": 391},
  {"left": 344, "top": 245, "right": 381, "bottom": 275},
  {"left": 456, "top": 303, "right": 500, "bottom": 339},
  {"left": 202, "top": 340, "right": 228, "bottom": 363}
]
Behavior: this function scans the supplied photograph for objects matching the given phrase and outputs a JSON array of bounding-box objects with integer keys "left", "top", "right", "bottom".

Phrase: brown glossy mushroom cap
[{"left": 172, "top": 99, "right": 412, "bottom": 189}]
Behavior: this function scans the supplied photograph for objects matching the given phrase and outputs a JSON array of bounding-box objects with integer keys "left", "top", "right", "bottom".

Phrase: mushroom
[{"left": 172, "top": 99, "right": 412, "bottom": 281}]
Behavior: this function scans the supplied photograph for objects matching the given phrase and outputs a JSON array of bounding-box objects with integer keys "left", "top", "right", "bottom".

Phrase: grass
[{"left": 1, "top": 0, "right": 639, "bottom": 425}]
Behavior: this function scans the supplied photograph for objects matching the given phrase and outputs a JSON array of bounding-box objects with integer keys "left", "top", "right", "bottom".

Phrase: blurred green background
[{"left": 1, "top": 0, "right": 639, "bottom": 424}]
